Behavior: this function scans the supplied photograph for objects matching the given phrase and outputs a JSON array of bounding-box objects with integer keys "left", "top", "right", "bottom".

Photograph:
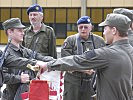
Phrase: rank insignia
[{"left": 36, "top": 7, "right": 39, "bottom": 11}]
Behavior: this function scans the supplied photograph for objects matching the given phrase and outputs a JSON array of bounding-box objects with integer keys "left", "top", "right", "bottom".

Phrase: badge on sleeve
[{"left": 62, "top": 42, "right": 68, "bottom": 48}]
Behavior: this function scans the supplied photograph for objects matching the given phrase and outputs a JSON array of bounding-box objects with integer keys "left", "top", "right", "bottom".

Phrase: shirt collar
[
  {"left": 28, "top": 23, "right": 47, "bottom": 32},
  {"left": 79, "top": 33, "right": 93, "bottom": 43},
  {"left": 112, "top": 39, "right": 129, "bottom": 46},
  {"left": 9, "top": 43, "right": 24, "bottom": 51}
]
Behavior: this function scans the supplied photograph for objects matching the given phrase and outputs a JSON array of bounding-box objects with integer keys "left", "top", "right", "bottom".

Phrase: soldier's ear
[
  {"left": 7, "top": 29, "right": 11, "bottom": 35},
  {"left": 92, "top": 25, "right": 94, "bottom": 30},
  {"left": 111, "top": 27, "right": 117, "bottom": 35},
  {"left": 91, "top": 24, "right": 94, "bottom": 31},
  {"left": 7, "top": 29, "right": 14, "bottom": 37},
  {"left": 112, "top": 32, "right": 115, "bottom": 35}
]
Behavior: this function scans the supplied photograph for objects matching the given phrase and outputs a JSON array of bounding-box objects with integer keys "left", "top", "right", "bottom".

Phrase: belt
[{"left": 67, "top": 71, "right": 92, "bottom": 79}]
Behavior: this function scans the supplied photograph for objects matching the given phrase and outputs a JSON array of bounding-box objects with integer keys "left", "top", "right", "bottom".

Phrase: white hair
[{"left": 39, "top": 12, "right": 43, "bottom": 16}]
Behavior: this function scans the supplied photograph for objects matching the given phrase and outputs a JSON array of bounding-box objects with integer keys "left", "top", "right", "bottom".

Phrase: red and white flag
[{"left": 40, "top": 71, "right": 64, "bottom": 100}]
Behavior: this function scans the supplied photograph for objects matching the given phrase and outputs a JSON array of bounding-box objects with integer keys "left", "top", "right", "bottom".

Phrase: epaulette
[
  {"left": 92, "top": 33, "right": 104, "bottom": 40},
  {"left": 46, "top": 25, "right": 54, "bottom": 31},
  {"left": 24, "top": 27, "right": 31, "bottom": 32}
]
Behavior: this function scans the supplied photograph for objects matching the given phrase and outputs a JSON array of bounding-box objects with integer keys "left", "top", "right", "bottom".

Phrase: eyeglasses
[{"left": 78, "top": 26, "right": 89, "bottom": 30}]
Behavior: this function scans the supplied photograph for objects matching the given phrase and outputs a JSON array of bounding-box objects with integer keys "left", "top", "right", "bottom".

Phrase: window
[
  {"left": 55, "top": 23, "right": 67, "bottom": 38},
  {"left": 92, "top": 24, "right": 103, "bottom": 32},
  {"left": 90, "top": 8, "right": 103, "bottom": 32},
  {"left": 87, "top": 8, "right": 91, "bottom": 17},
  {"left": 44, "top": 9, "right": 55, "bottom": 23},
  {"left": 22, "top": 8, "right": 29, "bottom": 23},
  {"left": 0, "top": 8, "right": 10, "bottom": 22},
  {"left": 11, "top": 8, "right": 21, "bottom": 19},
  {"left": 104, "top": 8, "right": 113, "bottom": 19},
  {"left": 67, "top": 24, "right": 77, "bottom": 31},
  {"left": 67, "top": 9, "right": 78, "bottom": 23},
  {"left": 91, "top": 8, "right": 103, "bottom": 23},
  {"left": 56, "top": 9, "right": 66, "bottom": 23}
]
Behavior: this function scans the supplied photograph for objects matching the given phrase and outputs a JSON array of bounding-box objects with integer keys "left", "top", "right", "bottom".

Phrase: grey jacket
[{"left": 48, "top": 39, "right": 133, "bottom": 100}]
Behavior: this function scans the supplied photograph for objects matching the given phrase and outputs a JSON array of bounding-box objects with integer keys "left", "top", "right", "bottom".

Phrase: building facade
[{"left": 0, "top": 0, "right": 133, "bottom": 45}]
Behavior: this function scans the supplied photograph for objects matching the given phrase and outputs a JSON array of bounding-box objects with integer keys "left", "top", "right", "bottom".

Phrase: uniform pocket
[{"left": 24, "top": 36, "right": 32, "bottom": 47}]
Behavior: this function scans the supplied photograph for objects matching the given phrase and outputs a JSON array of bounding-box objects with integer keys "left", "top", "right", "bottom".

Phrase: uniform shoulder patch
[
  {"left": 0, "top": 50, "right": 2, "bottom": 56},
  {"left": 46, "top": 25, "right": 54, "bottom": 31},
  {"left": 62, "top": 42, "right": 68, "bottom": 49},
  {"left": 24, "top": 27, "right": 30, "bottom": 32}
]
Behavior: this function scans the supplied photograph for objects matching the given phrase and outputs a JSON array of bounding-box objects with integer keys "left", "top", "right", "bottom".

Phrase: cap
[
  {"left": 113, "top": 8, "right": 133, "bottom": 21},
  {"left": 131, "top": 10, "right": 133, "bottom": 14},
  {"left": 27, "top": 4, "right": 43, "bottom": 15},
  {"left": 99, "top": 13, "right": 131, "bottom": 33},
  {"left": 77, "top": 16, "right": 91, "bottom": 25},
  {"left": 2, "top": 18, "right": 25, "bottom": 31}
]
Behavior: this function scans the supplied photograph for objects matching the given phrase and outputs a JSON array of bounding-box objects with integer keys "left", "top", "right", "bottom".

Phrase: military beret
[
  {"left": 27, "top": 4, "right": 43, "bottom": 15},
  {"left": 77, "top": 16, "right": 91, "bottom": 25},
  {"left": 113, "top": 8, "right": 133, "bottom": 21},
  {"left": 99, "top": 13, "right": 131, "bottom": 33},
  {"left": 2, "top": 18, "right": 25, "bottom": 31}
]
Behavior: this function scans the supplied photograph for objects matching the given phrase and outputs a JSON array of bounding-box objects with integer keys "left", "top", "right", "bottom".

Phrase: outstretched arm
[{"left": 38, "top": 49, "right": 108, "bottom": 72}]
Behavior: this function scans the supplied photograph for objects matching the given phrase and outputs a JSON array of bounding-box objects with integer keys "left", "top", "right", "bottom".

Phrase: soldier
[
  {"left": 61, "top": 16, "right": 105, "bottom": 100},
  {"left": 113, "top": 8, "right": 133, "bottom": 46},
  {"left": 1, "top": 18, "right": 53, "bottom": 100},
  {"left": 23, "top": 4, "right": 57, "bottom": 58},
  {"left": 131, "top": 10, "right": 133, "bottom": 30},
  {"left": 113, "top": 8, "right": 133, "bottom": 100},
  {"left": 38, "top": 13, "right": 133, "bottom": 100}
]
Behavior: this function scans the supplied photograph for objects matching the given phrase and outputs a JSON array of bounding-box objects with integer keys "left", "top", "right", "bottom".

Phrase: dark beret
[
  {"left": 77, "top": 16, "right": 91, "bottom": 25},
  {"left": 27, "top": 4, "right": 43, "bottom": 15}
]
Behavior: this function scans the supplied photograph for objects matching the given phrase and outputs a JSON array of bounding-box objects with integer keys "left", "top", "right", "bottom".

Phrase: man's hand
[
  {"left": 36, "top": 61, "right": 48, "bottom": 73},
  {"left": 21, "top": 72, "right": 30, "bottom": 83},
  {"left": 27, "top": 64, "right": 40, "bottom": 71},
  {"left": 82, "top": 69, "right": 95, "bottom": 75}
]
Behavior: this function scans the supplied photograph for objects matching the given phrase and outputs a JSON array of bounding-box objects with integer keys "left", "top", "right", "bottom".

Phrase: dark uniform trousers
[{"left": 63, "top": 71, "right": 95, "bottom": 100}]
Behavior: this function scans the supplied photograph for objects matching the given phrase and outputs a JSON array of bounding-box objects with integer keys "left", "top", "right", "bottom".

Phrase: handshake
[
  {"left": 27, "top": 61, "right": 48, "bottom": 73},
  {"left": 27, "top": 61, "right": 95, "bottom": 76}
]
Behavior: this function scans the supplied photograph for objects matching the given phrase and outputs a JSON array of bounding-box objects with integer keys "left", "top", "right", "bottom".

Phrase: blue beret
[
  {"left": 77, "top": 16, "right": 91, "bottom": 25},
  {"left": 27, "top": 4, "right": 43, "bottom": 15}
]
